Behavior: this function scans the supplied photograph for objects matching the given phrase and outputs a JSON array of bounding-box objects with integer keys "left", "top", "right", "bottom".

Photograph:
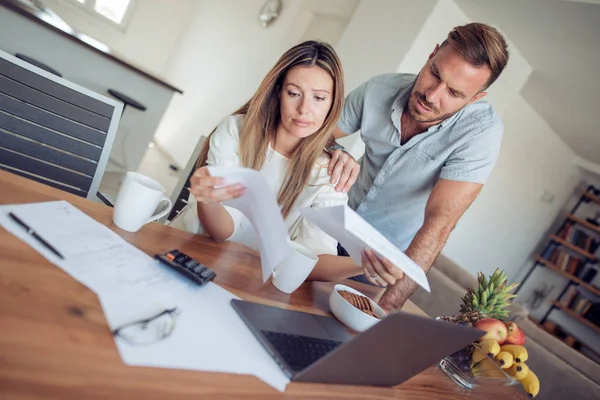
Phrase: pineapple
[{"left": 447, "top": 269, "right": 519, "bottom": 326}]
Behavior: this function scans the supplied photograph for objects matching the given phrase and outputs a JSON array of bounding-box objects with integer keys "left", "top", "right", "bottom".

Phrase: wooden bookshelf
[
  {"left": 520, "top": 187, "right": 600, "bottom": 364},
  {"left": 535, "top": 256, "right": 600, "bottom": 297},
  {"left": 567, "top": 214, "right": 600, "bottom": 236},
  {"left": 550, "top": 235, "right": 596, "bottom": 259},
  {"left": 552, "top": 300, "right": 600, "bottom": 335}
]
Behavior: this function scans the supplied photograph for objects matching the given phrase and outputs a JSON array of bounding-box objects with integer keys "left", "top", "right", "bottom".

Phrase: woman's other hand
[{"left": 190, "top": 167, "right": 246, "bottom": 204}]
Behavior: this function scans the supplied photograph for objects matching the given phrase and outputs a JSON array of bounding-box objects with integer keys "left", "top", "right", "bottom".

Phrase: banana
[
  {"left": 500, "top": 344, "right": 528, "bottom": 363},
  {"left": 471, "top": 358, "right": 506, "bottom": 378},
  {"left": 519, "top": 369, "right": 540, "bottom": 398},
  {"left": 471, "top": 339, "right": 500, "bottom": 365},
  {"left": 494, "top": 351, "right": 514, "bottom": 369},
  {"left": 507, "top": 362, "right": 529, "bottom": 380}
]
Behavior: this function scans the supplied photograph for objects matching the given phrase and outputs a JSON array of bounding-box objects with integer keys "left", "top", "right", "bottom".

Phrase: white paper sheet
[
  {"left": 0, "top": 201, "right": 290, "bottom": 391},
  {"left": 100, "top": 282, "right": 290, "bottom": 391},
  {"left": 207, "top": 166, "right": 292, "bottom": 282},
  {"left": 0, "top": 201, "right": 189, "bottom": 296},
  {"left": 299, "top": 205, "right": 431, "bottom": 292}
]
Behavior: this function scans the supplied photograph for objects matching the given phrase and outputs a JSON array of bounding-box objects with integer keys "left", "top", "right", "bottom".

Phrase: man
[{"left": 327, "top": 23, "right": 509, "bottom": 311}]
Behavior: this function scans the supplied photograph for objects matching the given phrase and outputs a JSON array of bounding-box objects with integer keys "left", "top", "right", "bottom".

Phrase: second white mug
[{"left": 113, "top": 172, "right": 172, "bottom": 233}]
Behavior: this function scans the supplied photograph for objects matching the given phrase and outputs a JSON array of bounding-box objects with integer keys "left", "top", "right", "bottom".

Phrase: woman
[{"left": 172, "top": 41, "right": 401, "bottom": 285}]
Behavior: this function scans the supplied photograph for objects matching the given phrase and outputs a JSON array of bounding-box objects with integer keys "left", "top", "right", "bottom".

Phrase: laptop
[{"left": 231, "top": 299, "right": 483, "bottom": 386}]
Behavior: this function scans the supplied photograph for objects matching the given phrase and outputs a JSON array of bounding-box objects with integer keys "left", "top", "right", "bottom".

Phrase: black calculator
[{"left": 154, "top": 249, "right": 216, "bottom": 285}]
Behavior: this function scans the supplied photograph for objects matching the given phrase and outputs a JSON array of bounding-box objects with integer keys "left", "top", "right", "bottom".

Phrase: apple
[
  {"left": 505, "top": 321, "right": 526, "bottom": 345},
  {"left": 474, "top": 318, "right": 508, "bottom": 344}
]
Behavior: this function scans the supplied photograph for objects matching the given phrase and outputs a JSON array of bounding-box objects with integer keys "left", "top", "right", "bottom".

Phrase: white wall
[
  {"left": 299, "top": 14, "right": 349, "bottom": 46},
  {"left": 39, "top": 0, "right": 197, "bottom": 75},
  {"left": 153, "top": 0, "right": 315, "bottom": 164},
  {"left": 336, "top": 0, "right": 437, "bottom": 92},
  {"left": 397, "top": 0, "right": 532, "bottom": 117},
  {"left": 333, "top": 0, "right": 437, "bottom": 157},
  {"left": 154, "top": 0, "right": 363, "bottom": 165},
  {"left": 444, "top": 96, "right": 582, "bottom": 282}
]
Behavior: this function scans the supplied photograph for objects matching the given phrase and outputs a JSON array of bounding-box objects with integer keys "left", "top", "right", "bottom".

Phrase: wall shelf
[
  {"left": 552, "top": 300, "right": 600, "bottom": 335},
  {"left": 518, "top": 185, "right": 600, "bottom": 365}
]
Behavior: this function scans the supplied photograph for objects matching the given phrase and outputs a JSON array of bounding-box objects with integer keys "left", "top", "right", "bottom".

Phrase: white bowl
[{"left": 329, "top": 284, "right": 386, "bottom": 332}]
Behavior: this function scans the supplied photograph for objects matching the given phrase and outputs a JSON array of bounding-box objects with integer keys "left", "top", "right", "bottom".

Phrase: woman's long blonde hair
[{"left": 197, "top": 40, "right": 344, "bottom": 218}]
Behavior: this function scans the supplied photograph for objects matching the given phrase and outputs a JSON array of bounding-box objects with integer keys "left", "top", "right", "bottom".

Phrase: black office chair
[
  {"left": 167, "top": 167, "right": 195, "bottom": 223},
  {"left": 161, "top": 136, "right": 207, "bottom": 225},
  {"left": 14, "top": 53, "right": 63, "bottom": 77},
  {"left": 0, "top": 51, "right": 122, "bottom": 203}
]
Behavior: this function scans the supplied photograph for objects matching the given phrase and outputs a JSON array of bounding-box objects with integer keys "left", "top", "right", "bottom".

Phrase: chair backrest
[
  {"left": 163, "top": 136, "right": 206, "bottom": 224},
  {"left": 0, "top": 50, "right": 122, "bottom": 200}
]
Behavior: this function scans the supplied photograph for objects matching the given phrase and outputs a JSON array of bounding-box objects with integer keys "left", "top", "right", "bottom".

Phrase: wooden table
[{"left": 0, "top": 171, "right": 525, "bottom": 399}]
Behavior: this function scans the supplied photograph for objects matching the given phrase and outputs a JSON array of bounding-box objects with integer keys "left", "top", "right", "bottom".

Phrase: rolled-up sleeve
[
  {"left": 337, "top": 80, "right": 369, "bottom": 135},
  {"left": 440, "top": 121, "right": 503, "bottom": 184}
]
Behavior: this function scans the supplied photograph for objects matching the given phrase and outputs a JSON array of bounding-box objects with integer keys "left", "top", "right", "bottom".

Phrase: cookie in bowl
[{"left": 329, "top": 284, "right": 386, "bottom": 332}]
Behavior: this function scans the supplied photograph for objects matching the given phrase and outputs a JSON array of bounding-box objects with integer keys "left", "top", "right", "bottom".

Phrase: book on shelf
[
  {"left": 559, "top": 222, "right": 599, "bottom": 252},
  {"left": 543, "top": 247, "right": 584, "bottom": 276},
  {"left": 563, "top": 286, "right": 580, "bottom": 308},
  {"left": 562, "top": 287, "right": 595, "bottom": 317},
  {"left": 574, "top": 298, "right": 592, "bottom": 316},
  {"left": 541, "top": 243, "right": 557, "bottom": 260}
]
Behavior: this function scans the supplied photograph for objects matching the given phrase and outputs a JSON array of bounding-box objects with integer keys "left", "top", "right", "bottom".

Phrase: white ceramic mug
[
  {"left": 113, "top": 172, "right": 173, "bottom": 233},
  {"left": 272, "top": 242, "right": 318, "bottom": 294}
]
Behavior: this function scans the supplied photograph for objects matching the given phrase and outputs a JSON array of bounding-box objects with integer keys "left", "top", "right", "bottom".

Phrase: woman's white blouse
[{"left": 170, "top": 114, "right": 348, "bottom": 256}]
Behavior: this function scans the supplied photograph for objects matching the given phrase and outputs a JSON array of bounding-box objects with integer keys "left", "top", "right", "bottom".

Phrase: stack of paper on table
[{"left": 0, "top": 201, "right": 289, "bottom": 391}]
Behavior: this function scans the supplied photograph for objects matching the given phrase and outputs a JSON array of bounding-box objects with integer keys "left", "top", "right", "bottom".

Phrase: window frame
[{"left": 63, "top": 0, "right": 136, "bottom": 31}]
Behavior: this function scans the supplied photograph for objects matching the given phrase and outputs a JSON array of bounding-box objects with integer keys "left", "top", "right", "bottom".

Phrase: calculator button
[
  {"left": 185, "top": 259, "right": 199, "bottom": 269},
  {"left": 174, "top": 254, "right": 189, "bottom": 264},
  {"left": 192, "top": 265, "right": 205, "bottom": 274},
  {"left": 200, "top": 269, "right": 214, "bottom": 279}
]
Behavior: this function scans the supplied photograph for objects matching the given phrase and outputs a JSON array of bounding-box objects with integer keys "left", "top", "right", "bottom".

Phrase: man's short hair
[{"left": 441, "top": 23, "right": 509, "bottom": 90}]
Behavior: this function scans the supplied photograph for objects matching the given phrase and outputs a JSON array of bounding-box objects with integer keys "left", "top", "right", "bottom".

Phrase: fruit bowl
[
  {"left": 438, "top": 341, "right": 518, "bottom": 390},
  {"left": 436, "top": 268, "right": 540, "bottom": 397}
]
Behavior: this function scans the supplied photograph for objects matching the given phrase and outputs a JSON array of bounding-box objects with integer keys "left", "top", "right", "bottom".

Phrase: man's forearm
[
  {"left": 378, "top": 224, "right": 450, "bottom": 311},
  {"left": 377, "top": 179, "right": 482, "bottom": 311}
]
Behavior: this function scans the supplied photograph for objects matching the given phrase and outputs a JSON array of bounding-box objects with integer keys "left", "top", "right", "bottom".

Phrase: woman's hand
[
  {"left": 190, "top": 167, "right": 246, "bottom": 204},
  {"left": 361, "top": 249, "right": 404, "bottom": 287}
]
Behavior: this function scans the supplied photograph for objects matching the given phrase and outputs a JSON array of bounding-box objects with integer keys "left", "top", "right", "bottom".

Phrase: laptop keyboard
[{"left": 261, "top": 330, "right": 342, "bottom": 372}]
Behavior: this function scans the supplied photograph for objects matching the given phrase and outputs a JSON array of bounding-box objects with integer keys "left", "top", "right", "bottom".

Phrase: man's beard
[{"left": 407, "top": 90, "right": 461, "bottom": 124}]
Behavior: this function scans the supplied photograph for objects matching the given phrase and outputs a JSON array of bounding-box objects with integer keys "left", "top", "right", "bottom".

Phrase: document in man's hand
[{"left": 299, "top": 205, "right": 430, "bottom": 292}]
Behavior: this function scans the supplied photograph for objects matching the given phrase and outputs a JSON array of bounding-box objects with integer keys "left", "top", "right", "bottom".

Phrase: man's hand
[
  {"left": 361, "top": 249, "right": 404, "bottom": 287},
  {"left": 328, "top": 149, "right": 360, "bottom": 192}
]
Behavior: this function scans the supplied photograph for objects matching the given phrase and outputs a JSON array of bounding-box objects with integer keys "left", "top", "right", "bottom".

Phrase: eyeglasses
[{"left": 112, "top": 308, "right": 180, "bottom": 345}]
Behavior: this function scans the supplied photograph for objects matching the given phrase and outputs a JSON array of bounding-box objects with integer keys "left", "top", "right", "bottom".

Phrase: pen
[{"left": 8, "top": 212, "right": 64, "bottom": 259}]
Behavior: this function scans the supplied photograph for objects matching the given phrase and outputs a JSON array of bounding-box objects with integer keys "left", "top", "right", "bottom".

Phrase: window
[{"left": 68, "top": 0, "right": 134, "bottom": 27}]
